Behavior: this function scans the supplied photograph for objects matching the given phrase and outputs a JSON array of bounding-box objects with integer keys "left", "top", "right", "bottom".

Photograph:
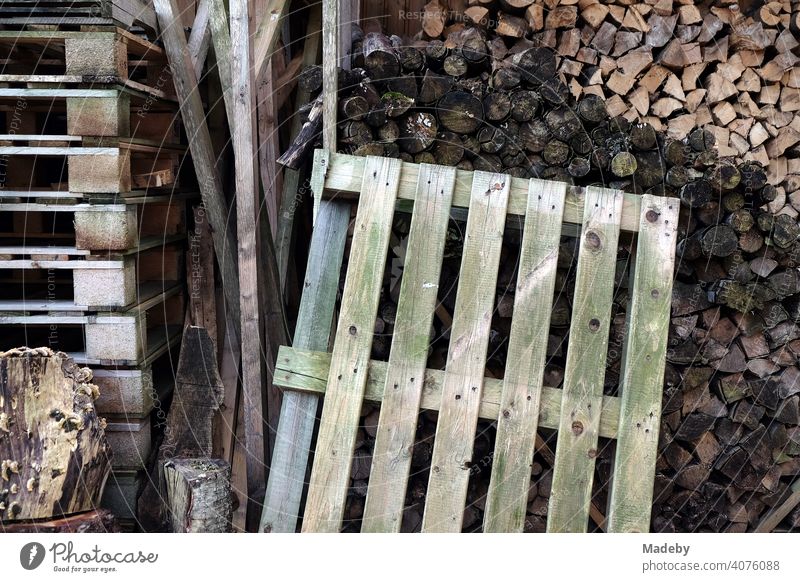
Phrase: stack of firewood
[
  {"left": 289, "top": 4, "right": 800, "bottom": 533},
  {"left": 394, "top": 1, "right": 800, "bottom": 176}
]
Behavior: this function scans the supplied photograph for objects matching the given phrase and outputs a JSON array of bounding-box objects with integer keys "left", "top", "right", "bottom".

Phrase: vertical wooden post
[
  {"left": 260, "top": 0, "right": 360, "bottom": 533},
  {"left": 230, "top": 0, "right": 266, "bottom": 520},
  {"left": 275, "top": 6, "right": 322, "bottom": 292}
]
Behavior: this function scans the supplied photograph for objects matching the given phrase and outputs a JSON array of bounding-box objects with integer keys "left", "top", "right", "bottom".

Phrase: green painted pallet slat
[
  {"left": 268, "top": 151, "right": 679, "bottom": 534},
  {"left": 607, "top": 195, "right": 679, "bottom": 533},
  {"left": 483, "top": 178, "right": 566, "bottom": 533},
  {"left": 302, "top": 156, "right": 401, "bottom": 532},
  {"left": 422, "top": 171, "right": 510, "bottom": 533},
  {"left": 547, "top": 186, "right": 624, "bottom": 533},
  {"left": 362, "top": 164, "right": 457, "bottom": 533}
]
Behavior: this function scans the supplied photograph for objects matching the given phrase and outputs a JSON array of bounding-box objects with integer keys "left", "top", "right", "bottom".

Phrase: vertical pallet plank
[
  {"left": 302, "top": 156, "right": 401, "bottom": 532},
  {"left": 421, "top": 172, "right": 510, "bottom": 533},
  {"left": 607, "top": 195, "right": 678, "bottom": 533},
  {"left": 261, "top": 0, "right": 351, "bottom": 530},
  {"left": 547, "top": 186, "right": 623, "bottom": 533},
  {"left": 483, "top": 179, "right": 566, "bottom": 533},
  {"left": 260, "top": 199, "right": 350, "bottom": 532},
  {"left": 361, "top": 164, "right": 457, "bottom": 532}
]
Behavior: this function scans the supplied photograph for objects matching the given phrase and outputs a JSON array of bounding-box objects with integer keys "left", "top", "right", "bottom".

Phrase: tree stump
[{"left": 0, "top": 347, "right": 111, "bottom": 522}]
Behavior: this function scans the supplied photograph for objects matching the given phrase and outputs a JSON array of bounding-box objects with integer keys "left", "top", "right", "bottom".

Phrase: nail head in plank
[
  {"left": 547, "top": 186, "right": 623, "bottom": 533},
  {"left": 362, "top": 163, "right": 456, "bottom": 532},
  {"left": 302, "top": 156, "right": 401, "bottom": 532},
  {"left": 607, "top": 195, "right": 678, "bottom": 533},
  {"left": 484, "top": 178, "right": 566, "bottom": 533},
  {"left": 422, "top": 171, "right": 510, "bottom": 533}
]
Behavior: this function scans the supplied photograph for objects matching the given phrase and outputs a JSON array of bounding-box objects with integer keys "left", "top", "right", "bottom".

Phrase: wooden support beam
[
  {"left": 207, "top": 0, "right": 235, "bottom": 126},
  {"left": 483, "top": 178, "right": 566, "bottom": 533},
  {"left": 274, "top": 347, "right": 623, "bottom": 440},
  {"left": 188, "top": 0, "right": 212, "bottom": 77},
  {"left": 188, "top": 206, "right": 219, "bottom": 345},
  {"left": 422, "top": 171, "right": 509, "bottom": 533},
  {"left": 548, "top": 187, "right": 623, "bottom": 533},
  {"left": 153, "top": 0, "right": 241, "bottom": 342},
  {"left": 252, "top": 0, "right": 292, "bottom": 484},
  {"left": 318, "top": 152, "right": 644, "bottom": 232},
  {"left": 608, "top": 196, "right": 678, "bottom": 533},
  {"left": 253, "top": 0, "right": 291, "bottom": 87},
  {"left": 362, "top": 164, "right": 456, "bottom": 533},
  {"left": 302, "top": 156, "right": 401, "bottom": 532},
  {"left": 230, "top": 0, "right": 267, "bottom": 522}
]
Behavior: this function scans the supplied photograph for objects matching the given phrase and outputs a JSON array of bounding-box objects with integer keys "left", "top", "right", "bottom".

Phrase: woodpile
[{"left": 288, "top": 6, "right": 800, "bottom": 531}]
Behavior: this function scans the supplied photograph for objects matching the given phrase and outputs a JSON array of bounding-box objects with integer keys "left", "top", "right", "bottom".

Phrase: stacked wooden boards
[
  {"left": 268, "top": 150, "right": 678, "bottom": 532},
  {"left": 0, "top": 0, "right": 159, "bottom": 35},
  {"left": 0, "top": 24, "right": 193, "bottom": 527}
]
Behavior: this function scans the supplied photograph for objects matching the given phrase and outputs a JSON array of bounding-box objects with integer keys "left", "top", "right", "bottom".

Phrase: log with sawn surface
[
  {"left": 165, "top": 458, "right": 233, "bottom": 533},
  {"left": 0, "top": 347, "right": 111, "bottom": 522}
]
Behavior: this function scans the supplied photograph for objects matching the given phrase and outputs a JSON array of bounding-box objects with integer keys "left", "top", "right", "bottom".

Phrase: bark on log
[{"left": 0, "top": 347, "right": 110, "bottom": 522}]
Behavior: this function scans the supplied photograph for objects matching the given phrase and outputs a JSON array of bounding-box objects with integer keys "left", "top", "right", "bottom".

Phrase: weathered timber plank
[
  {"left": 188, "top": 0, "right": 212, "bottom": 76},
  {"left": 230, "top": 0, "right": 265, "bottom": 517},
  {"left": 274, "top": 346, "right": 623, "bottom": 439},
  {"left": 483, "top": 178, "right": 566, "bottom": 533},
  {"left": 320, "top": 0, "right": 339, "bottom": 174},
  {"left": 755, "top": 479, "right": 800, "bottom": 532},
  {"left": 153, "top": 0, "right": 241, "bottom": 340},
  {"left": 607, "top": 195, "right": 678, "bottom": 533},
  {"left": 261, "top": 0, "right": 354, "bottom": 530},
  {"left": 260, "top": 201, "right": 351, "bottom": 532},
  {"left": 547, "top": 186, "right": 623, "bottom": 533},
  {"left": 319, "top": 152, "right": 643, "bottom": 232},
  {"left": 422, "top": 171, "right": 510, "bottom": 533},
  {"left": 207, "top": 0, "right": 235, "bottom": 126},
  {"left": 362, "top": 164, "right": 456, "bottom": 532},
  {"left": 275, "top": 5, "right": 322, "bottom": 292},
  {"left": 302, "top": 156, "right": 401, "bottom": 532},
  {"left": 253, "top": 0, "right": 290, "bottom": 86}
]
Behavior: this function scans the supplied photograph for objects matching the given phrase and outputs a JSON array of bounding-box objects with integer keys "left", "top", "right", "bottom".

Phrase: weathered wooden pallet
[
  {"left": 0, "top": 28, "right": 167, "bottom": 94},
  {"left": 0, "top": 139, "right": 185, "bottom": 192},
  {"left": 92, "top": 345, "right": 176, "bottom": 416},
  {"left": 0, "top": 87, "right": 178, "bottom": 144},
  {"left": 0, "top": 241, "right": 184, "bottom": 308},
  {"left": 0, "top": 286, "right": 184, "bottom": 364},
  {"left": 268, "top": 151, "right": 679, "bottom": 533},
  {"left": 0, "top": 196, "right": 187, "bottom": 250},
  {"left": 0, "top": 0, "right": 159, "bottom": 35}
]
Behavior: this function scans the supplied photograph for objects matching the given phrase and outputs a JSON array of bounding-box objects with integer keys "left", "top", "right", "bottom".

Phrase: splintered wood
[{"left": 273, "top": 153, "right": 679, "bottom": 533}]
